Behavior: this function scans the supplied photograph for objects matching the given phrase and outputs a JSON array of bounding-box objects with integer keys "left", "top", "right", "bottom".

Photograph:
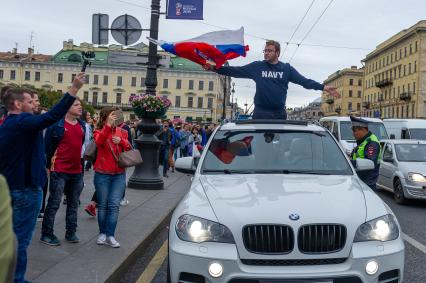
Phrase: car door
[{"left": 379, "top": 142, "right": 396, "bottom": 190}]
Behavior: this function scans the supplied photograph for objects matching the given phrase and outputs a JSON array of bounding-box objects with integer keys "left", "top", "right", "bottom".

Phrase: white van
[
  {"left": 320, "top": 116, "right": 389, "bottom": 154},
  {"left": 383, "top": 119, "right": 426, "bottom": 140}
]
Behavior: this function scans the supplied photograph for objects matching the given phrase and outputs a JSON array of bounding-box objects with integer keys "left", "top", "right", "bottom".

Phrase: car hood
[
  {"left": 200, "top": 174, "right": 367, "bottom": 258},
  {"left": 398, "top": 161, "right": 426, "bottom": 175}
]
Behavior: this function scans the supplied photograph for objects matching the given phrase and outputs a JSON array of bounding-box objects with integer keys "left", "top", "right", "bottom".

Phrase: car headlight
[
  {"left": 408, "top": 172, "right": 426, "bottom": 183},
  {"left": 354, "top": 214, "right": 399, "bottom": 242},
  {"left": 176, "top": 215, "right": 235, "bottom": 244}
]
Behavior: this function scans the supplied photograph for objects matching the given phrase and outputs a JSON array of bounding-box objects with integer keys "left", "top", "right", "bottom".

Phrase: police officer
[{"left": 350, "top": 116, "right": 382, "bottom": 190}]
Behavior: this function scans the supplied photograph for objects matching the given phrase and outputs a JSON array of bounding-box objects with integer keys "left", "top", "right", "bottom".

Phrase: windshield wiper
[
  {"left": 253, "top": 169, "right": 331, "bottom": 175},
  {"left": 202, "top": 169, "right": 254, "bottom": 174}
]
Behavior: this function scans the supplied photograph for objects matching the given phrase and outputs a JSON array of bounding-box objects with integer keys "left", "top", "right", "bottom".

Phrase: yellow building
[
  {"left": 362, "top": 20, "right": 426, "bottom": 118},
  {"left": 0, "top": 40, "right": 232, "bottom": 122},
  {"left": 321, "top": 66, "right": 364, "bottom": 116}
]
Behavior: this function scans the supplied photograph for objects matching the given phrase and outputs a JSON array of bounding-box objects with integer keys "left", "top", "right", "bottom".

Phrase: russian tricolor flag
[{"left": 148, "top": 27, "right": 249, "bottom": 69}]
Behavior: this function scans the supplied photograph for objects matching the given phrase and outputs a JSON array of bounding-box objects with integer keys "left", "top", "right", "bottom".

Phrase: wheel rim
[{"left": 395, "top": 181, "right": 403, "bottom": 200}]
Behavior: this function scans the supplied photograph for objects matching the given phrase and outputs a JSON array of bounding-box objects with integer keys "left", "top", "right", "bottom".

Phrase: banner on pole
[{"left": 166, "top": 0, "right": 204, "bottom": 20}]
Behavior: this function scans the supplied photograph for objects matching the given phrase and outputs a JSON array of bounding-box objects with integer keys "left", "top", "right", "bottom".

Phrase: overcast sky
[{"left": 1, "top": 0, "right": 425, "bottom": 108}]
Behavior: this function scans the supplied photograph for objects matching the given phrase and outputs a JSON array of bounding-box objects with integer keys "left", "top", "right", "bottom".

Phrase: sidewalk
[{"left": 27, "top": 168, "right": 191, "bottom": 283}]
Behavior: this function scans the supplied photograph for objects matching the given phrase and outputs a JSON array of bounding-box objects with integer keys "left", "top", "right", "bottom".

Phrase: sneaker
[
  {"left": 105, "top": 236, "right": 120, "bottom": 248},
  {"left": 120, "top": 198, "right": 129, "bottom": 206},
  {"left": 65, "top": 232, "right": 80, "bottom": 243},
  {"left": 37, "top": 213, "right": 44, "bottom": 222},
  {"left": 40, "top": 234, "right": 61, "bottom": 246},
  {"left": 97, "top": 233, "right": 106, "bottom": 245},
  {"left": 85, "top": 203, "right": 96, "bottom": 217}
]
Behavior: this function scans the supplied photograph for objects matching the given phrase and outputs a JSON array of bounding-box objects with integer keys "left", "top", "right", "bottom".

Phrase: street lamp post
[
  {"left": 231, "top": 82, "right": 235, "bottom": 120},
  {"left": 128, "top": 0, "right": 164, "bottom": 190}
]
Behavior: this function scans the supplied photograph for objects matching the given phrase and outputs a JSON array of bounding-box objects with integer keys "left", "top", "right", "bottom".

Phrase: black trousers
[{"left": 252, "top": 106, "right": 287, "bottom": 120}]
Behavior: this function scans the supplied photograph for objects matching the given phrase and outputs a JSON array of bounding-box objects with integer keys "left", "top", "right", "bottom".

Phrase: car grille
[
  {"left": 298, "top": 224, "right": 347, "bottom": 254},
  {"left": 409, "top": 188, "right": 426, "bottom": 198},
  {"left": 240, "top": 257, "right": 347, "bottom": 266},
  {"left": 242, "top": 225, "right": 294, "bottom": 254}
]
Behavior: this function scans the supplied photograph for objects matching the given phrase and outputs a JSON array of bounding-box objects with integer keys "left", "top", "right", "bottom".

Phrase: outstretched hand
[
  {"left": 69, "top": 73, "right": 87, "bottom": 97},
  {"left": 324, "top": 85, "right": 340, "bottom": 98}
]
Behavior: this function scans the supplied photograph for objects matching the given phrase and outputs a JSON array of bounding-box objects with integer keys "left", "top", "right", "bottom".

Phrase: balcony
[
  {"left": 362, "top": 101, "right": 371, "bottom": 109},
  {"left": 375, "top": 78, "right": 393, "bottom": 88},
  {"left": 325, "top": 98, "right": 334, "bottom": 104},
  {"left": 400, "top": 92, "right": 413, "bottom": 101}
]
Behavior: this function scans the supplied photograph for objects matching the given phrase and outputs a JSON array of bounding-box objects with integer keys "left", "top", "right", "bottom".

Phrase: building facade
[
  {"left": 321, "top": 66, "right": 364, "bottom": 117},
  {"left": 362, "top": 20, "right": 426, "bottom": 119},
  {"left": 0, "top": 40, "right": 232, "bottom": 122},
  {"left": 288, "top": 98, "right": 322, "bottom": 121}
]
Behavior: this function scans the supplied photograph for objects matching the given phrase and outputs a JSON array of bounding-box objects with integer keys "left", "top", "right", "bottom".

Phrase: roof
[
  {"left": 170, "top": 56, "right": 204, "bottom": 71},
  {"left": 383, "top": 119, "right": 426, "bottom": 127},
  {"left": 220, "top": 120, "right": 325, "bottom": 131},
  {"left": 52, "top": 50, "right": 109, "bottom": 65},
  {"left": 0, "top": 52, "right": 52, "bottom": 62},
  {"left": 320, "top": 116, "right": 384, "bottom": 123},
  {"left": 381, "top": 139, "right": 426, "bottom": 144}
]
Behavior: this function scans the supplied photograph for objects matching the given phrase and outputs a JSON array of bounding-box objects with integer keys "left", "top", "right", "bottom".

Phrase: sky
[{"left": 1, "top": 0, "right": 425, "bottom": 108}]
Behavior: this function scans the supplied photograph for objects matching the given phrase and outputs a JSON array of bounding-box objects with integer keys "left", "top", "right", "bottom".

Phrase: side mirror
[
  {"left": 175, "top": 157, "right": 196, "bottom": 175},
  {"left": 382, "top": 156, "right": 394, "bottom": 163},
  {"left": 390, "top": 134, "right": 395, "bottom": 140},
  {"left": 355, "top": 158, "right": 375, "bottom": 171}
]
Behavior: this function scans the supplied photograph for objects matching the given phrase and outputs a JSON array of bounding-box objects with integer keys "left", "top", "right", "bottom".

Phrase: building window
[
  {"left": 131, "top": 77, "right": 136, "bottom": 87},
  {"left": 412, "top": 103, "right": 415, "bottom": 117},
  {"left": 414, "top": 61, "right": 417, "bottom": 73},
  {"left": 57, "top": 73, "right": 63, "bottom": 83},
  {"left": 415, "top": 41, "right": 418, "bottom": 52},
  {"left": 176, "top": 79, "right": 182, "bottom": 89},
  {"left": 358, "top": 79, "right": 362, "bottom": 86},
  {"left": 25, "top": 71, "right": 30, "bottom": 81},
  {"left": 410, "top": 44, "right": 412, "bottom": 55},
  {"left": 208, "top": 81, "right": 214, "bottom": 91},
  {"left": 357, "top": 103, "right": 361, "bottom": 111},
  {"left": 197, "top": 97, "right": 203, "bottom": 108},
  {"left": 413, "top": 82, "right": 416, "bottom": 93},
  {"left": 349, "top": 79, "right": 353, "bottom": 86},
  {"left": 93, "top": 92, "right": 98, "bottom": 103},
  {"left": 93, "top": 75, "right": 98, "bottom": 85},
  {"left": 348, "top": 102, "right": 352, "bottom": 111},
  {"left": 140, "top": 77, "right": 146, "bottom": 87},
  {"left": 102, "top": 92, "right": 108, "bottom": 103},
  {"left": 199, "top": 81, "right": 204, "bottom": 90},
  {"left": 86, "top": 74, "right": 90, "bottom": 84},
  {"left": 0, "top": 69, "right": 3, "bottom": 79},
  {"left": 83, "top": 91, "right": 89, "bottom": 101},
  {"left": 10, "top": 70, "right": 16, "bottom": 80},
  {"left": 403, "top": 65, "right": 406, "bottom": 76},
  {"left": 187, "top": 96, "right": 193, "bottom": 108},
  {"left": 348, "top": 90, "right": 352, "bottom": 97},
  {"left": 117, "top": 76, "right": 122, "bottom": 86},
  {"left": 357, "top": 90, "right": 361, "bottom": 98},
  {"left": 391, "top": 53, "right": 393, "bottom": 63},
  {"left": 189, "top": 80, "right": 194, "bottom": 90},
  {"left": 116, "top": 93, "right": 122, "bottom": 104},
  {"left": 71, "top": 74, "right": 76, "bottom": 83},
  {"left": 103, "top": 76, "right": 108, "bottom": 85},
  {"left": 399, "top": 49, "right": 402, "bottom": 59},
  {"left": 163, "top": 79, "right": 168, "bottom": 88},
  {"left": 175, "top": 96, "right": 181, "bottom": 107},
  {"left": 34, "top": 71, "right": 40, "bottom": 81},
  {"left": 409, "top": 63, "right": 412, "bottom": 74},
  {"left": 208, "top": 97, "right": 213, "bottom": 109}
]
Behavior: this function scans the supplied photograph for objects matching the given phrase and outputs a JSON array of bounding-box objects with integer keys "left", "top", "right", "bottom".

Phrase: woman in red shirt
[{"left": 93, "top": 107, "right": 131, "bottom": 248}]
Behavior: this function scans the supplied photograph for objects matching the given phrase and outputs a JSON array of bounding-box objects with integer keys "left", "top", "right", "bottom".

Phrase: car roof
[
  {"left": 380, "top": 139, "right": 426, "bottom": 144},
  {"left": 383, "top": 119, "right": 426, "bottom": 127},
  {"left": 320, "top": 116, "right": 384, "bottom": 123},
  {"left": 220, "top": 120, "right": 326, "bottom": 132}
]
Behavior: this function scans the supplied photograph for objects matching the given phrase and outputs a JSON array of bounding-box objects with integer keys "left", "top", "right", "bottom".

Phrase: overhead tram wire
[
  {"left": 112, "top": 0, "right": 368, "bottom": 52},
  {"left": 281, "top": 0, "right": 316, "bottom": 59},
  {"left": 289, "top": 0, "right": 335, "bottom": 63}
]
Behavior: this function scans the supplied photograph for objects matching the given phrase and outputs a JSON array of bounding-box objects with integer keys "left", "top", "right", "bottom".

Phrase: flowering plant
[{"left": 129, "top": 94, "right": 172, "bottom": 118}]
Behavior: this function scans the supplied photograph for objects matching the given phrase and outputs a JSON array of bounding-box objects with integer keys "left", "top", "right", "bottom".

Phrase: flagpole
[{"left": 145, "top": 0, "right": 160, "bottom": 95}]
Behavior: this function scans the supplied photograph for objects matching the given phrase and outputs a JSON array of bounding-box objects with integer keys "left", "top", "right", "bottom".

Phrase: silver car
[
  {"left": 377, "top": 139, "right": 426, "bottom": 204},
  {"left": 171, "top": 120, "right": 404, "bottom": 283}
]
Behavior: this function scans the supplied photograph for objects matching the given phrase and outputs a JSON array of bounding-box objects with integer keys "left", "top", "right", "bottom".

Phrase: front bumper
[
  {"left": 169, "top": 233, "right": 405, "bottom": 283},
  {"left": 401, "top": 179, "right": 426, "bottom": 199}
]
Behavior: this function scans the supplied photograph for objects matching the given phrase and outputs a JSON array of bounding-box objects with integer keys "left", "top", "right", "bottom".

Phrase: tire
[{"left": 393, "top": 179, "right": 408, "bottom": 205}]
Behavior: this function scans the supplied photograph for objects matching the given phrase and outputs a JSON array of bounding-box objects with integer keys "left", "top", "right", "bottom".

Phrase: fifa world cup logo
[{"left": 176, "top": 2, "right": 183, "bottom": 16}]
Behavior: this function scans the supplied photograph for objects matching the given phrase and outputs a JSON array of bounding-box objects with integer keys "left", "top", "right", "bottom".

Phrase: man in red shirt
[{"left": 41, "top": 99, "right": 86, "bottom": 245}]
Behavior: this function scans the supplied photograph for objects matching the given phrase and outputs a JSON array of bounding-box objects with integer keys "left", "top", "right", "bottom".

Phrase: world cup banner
[{"left": 166, "top": 0, "right": 203, "bottom": 20}]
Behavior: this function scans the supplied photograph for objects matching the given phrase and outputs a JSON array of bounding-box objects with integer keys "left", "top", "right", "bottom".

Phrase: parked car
[
  {"left": 320, "top": 116, "right": 389, "bottom": 155},
  {"left": 377, "top": 139, "right": 426, "bottom": 204},
  {"left": 383, "top": 119, "right": 426, "bottom": 140},
  {"left": 169, "top": 120, "right": 404, "bottom": 283}
]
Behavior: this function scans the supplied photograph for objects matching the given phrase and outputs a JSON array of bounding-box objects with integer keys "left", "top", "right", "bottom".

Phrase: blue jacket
[
  {"left": 216, "top": 61, "right": 324, "bottom": 110},
  {"left": 0, "top": 93, "right": 76, "bottom": 191},
  {"left": 45, "top": 118, "right": 86, "bottom": 169}
]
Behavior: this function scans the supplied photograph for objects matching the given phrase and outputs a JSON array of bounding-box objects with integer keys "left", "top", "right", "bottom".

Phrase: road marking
[
  {"left": 137, "top": 240, "right": 168, "bottom": 283},
  {"left": 403, "top": 233, "right": 426, "bottom": 253}
]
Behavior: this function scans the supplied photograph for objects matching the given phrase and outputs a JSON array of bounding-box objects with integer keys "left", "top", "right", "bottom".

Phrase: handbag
[
  {"left": 84, "top": 141, "right": 97, "bottom": 162},
  {"left": 108, "top": 140, "right": 143, "bottom": 168}
]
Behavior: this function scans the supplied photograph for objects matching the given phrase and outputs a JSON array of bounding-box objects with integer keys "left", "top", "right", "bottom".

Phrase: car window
[
  {"left": 340, "top": 121, "right": 388, "bottom": 140},
  {"left": 201, "top": 130, "right": 353, "bottom": 175},
  {"left": 331, "top": 122, "right": 339, "bottom": 140},
  {"left": 395, "top": 144, "right": 426, "bottom": 162},
  {"left": 408, "top": 129, "right": 426, "bottom": 140}
]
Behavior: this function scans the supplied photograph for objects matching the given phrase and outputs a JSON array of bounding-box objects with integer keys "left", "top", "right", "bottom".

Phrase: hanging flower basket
[{"left": 129, "top": 94, "right": 172, "bottom": 119}]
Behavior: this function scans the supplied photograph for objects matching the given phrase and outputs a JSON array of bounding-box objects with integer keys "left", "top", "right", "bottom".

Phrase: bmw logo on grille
[{"left": 289, "top": 213, "right": 300, "bottom": 221}]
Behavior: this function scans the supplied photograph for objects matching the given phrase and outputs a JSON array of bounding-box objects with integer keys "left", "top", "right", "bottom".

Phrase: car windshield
[
  {"left": 340, "top": 121, "right": 388, "bottom": 140},
  {"left": 395, "top": 144, "right": 426, "bottom": 162},
  {"left": 409, "top": 129, "right": 426, "bottom": 140},
  {"left": 201, "top": 130, "right": 353, "bottom": 175}
]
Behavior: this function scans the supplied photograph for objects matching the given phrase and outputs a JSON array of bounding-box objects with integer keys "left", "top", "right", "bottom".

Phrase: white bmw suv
[{"left": 170, "top": 120, "right": 404, "bottom": 283}]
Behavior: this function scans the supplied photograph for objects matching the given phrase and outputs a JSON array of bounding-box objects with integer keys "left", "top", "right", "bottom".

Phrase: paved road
[{"left": 126, "top": 190, "right": 426, "bottom": 283}]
